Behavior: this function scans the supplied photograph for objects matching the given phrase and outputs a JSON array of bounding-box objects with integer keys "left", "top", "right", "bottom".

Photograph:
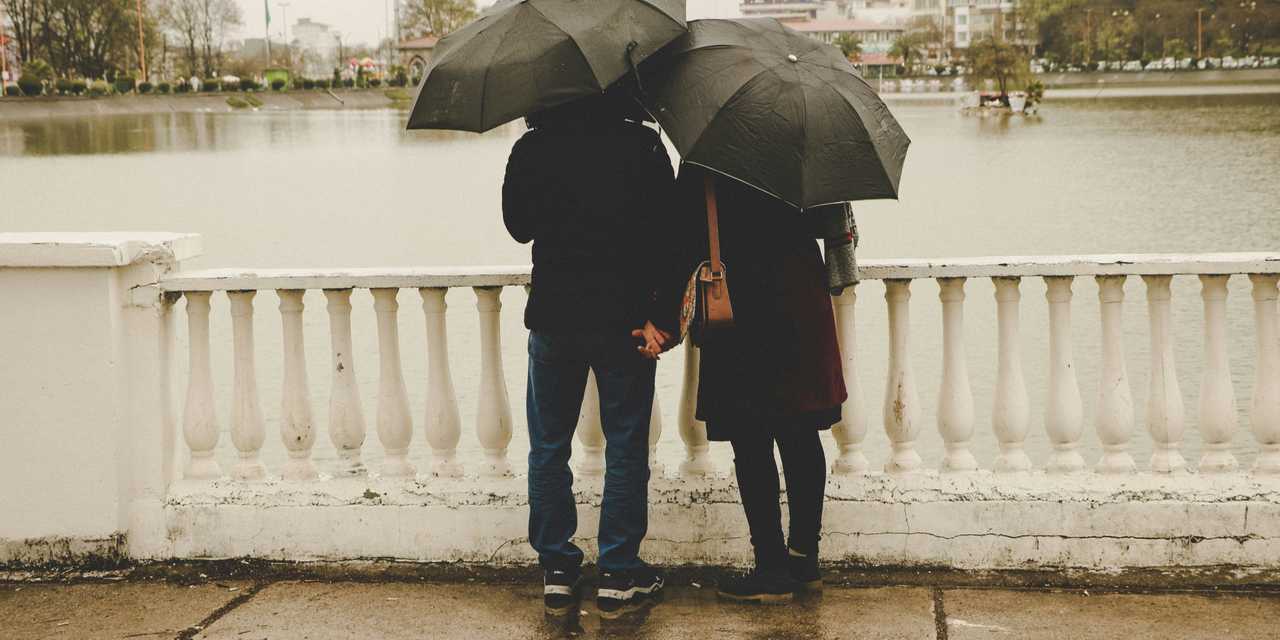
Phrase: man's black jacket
[{"left": 502, "top": 119, "right": 682, "bottom": 336}]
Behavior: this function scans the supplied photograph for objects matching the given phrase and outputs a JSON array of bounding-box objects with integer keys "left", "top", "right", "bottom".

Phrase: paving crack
[
  {"left": 932, "top": 587, "right": 948, "bottom": 640},
  {"left": 175, "top": 581, "right": 268, "bottom": 640}
]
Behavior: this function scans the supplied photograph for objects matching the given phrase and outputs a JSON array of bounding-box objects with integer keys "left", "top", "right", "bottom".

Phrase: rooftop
[
  {"left": 789, "top": 19, "right": 906, "bottom": 32},
  {"left": 399, "top": 35, "right": 440, "bottom": 50}
]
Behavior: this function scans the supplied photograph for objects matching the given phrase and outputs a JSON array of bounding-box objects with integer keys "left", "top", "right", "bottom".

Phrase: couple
[{"left": 503, "top": 92, "right": 849, "bottom": 618}]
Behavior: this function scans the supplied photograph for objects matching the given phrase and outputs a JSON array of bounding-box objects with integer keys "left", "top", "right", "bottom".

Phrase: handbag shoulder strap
[{"left": 704, "top": 173, "right": 723, "bottom": 277}]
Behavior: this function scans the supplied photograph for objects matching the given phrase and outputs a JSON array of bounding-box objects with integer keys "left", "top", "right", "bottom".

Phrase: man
[{"left": 502, "top": 90, "right": 679, "bottom": 618}]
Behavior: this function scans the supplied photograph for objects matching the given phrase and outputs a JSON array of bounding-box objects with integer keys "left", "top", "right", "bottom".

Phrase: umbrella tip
[{"left": 787, "top": 54, "right": 798, "bottom": 63}]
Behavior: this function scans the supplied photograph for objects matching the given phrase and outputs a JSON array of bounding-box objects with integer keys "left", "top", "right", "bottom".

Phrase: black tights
[{"left": 729, "top": 428, "right": 826, "bottom": 572}]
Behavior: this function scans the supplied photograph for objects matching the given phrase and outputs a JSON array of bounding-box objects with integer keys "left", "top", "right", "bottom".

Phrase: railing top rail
[{"left": 158, "top": 253, "right": 1280, "bottom": 292}]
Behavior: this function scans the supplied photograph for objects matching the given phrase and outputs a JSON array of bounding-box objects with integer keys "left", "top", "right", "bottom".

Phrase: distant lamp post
[
  {"left": 279, "top": 2, "right": 291, "bottom": 68},
  {"left": 136, "top": 0, "right": 148, "bottom": 82}
]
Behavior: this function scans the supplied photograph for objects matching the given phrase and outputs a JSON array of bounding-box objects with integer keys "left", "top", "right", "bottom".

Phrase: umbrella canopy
[
  {"left": 640, "top": 18, "right": 910, "bottom": 209},
  {"left": 407, "top": 0, "right": 686, "bottom": 132}
]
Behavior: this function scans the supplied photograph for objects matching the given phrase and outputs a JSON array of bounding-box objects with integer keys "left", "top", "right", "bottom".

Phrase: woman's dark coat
[{"left": 672, "top": 167, "right": 847, "bottom": 439}]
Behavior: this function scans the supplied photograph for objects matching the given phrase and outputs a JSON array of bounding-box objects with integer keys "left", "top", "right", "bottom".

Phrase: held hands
[{"left": 632, "top": 321, "right": 673, "bottom": 361}]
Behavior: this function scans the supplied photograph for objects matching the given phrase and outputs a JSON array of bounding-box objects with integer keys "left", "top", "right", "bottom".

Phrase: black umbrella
[
  {"left": 640, "top": 18, "right": 910, "bottom": 209},
  {"left": 406, "top": 0, "right": 687, "bottom": 133}
]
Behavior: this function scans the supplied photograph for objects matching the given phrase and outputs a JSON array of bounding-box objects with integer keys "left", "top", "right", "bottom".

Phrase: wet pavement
[{"left": 2, "top": 577, "right": 1277, "bottom": 640}]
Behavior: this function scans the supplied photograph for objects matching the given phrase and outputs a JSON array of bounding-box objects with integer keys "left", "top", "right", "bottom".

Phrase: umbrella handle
[{"left": 626, "top": 41, "right": 645, "bottom": 96}]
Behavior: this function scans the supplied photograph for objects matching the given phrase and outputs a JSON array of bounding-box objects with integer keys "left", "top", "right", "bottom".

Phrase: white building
[
  {"left": 949, "top": 0, "right": 1017, "bottom": 49},
  {"left": 789, "top": 19, "right": 906, "bottom": 54},
  {"left": 292, "top": 18, "right": 338, "bottom": 77}
]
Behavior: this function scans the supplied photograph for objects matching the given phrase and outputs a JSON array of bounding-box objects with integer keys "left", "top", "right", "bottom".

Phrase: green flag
[{"left": 265, "top": 0, "right": 271, "bottom": 26}]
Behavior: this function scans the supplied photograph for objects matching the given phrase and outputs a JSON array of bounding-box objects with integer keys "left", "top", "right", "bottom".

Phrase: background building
[
  {"left": 790, "top": 19, "right": 905, "bottom": 54},
  {"left": 292, "top": 18, "right": 338, "bottom": 77}
]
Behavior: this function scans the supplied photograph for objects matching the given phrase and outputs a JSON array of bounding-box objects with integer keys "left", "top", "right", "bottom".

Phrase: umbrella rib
[{"left": 525, "top": 2, "right": 611, "bottom": 90}]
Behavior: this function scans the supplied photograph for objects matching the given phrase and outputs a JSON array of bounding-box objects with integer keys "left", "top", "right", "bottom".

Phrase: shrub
[
  {"left": 271, "top": 78, "right": 287, "bottom": 91},
  {"left": 174, "top": 81, "right": 190, "bottom": 94},
  {"left": 55, "top": 78, "right": 74, "bottom": 95},
  {"left": 21, "top": 58, "right": 55, "bottom": 85},
  {"left": 315, "top": 78, "right": 331, "bottom": 89},
  {"left": 89, "top": 80, "right": 110, "bottom": 97},
  {"left": 114, "top": 75, "right": 136, "bottom": 94},
  {"left": 343, "top": 77, "right": 354, "bottom": 88},
  {"left": 222, "top": 78, "right": 241, "bottom": 91},
  {"left": 369, "top": 78, "right": 382, "bottom": 88},
  {"left": 202, "top": 79, "right": 221, "bottom": 92},
  {"left": 301, "top": 78, "right": 315, "bottom": 90},
  {"left": 138, "top": 81, "right": 154, "bottom": 94},
  {"left": 70, "top": 79, "right": 88, "bottom": 95},
  {"left": 2, "top": 84, "right": 20, "bottom": 97},
  {"left": 18, "top": 76, "right": 43, "bottom": 96},
  {"left": 242, "top": 78, "right": 260, "bottom": 91},
  {"left": 394, "top": 69, "right": 408, "bottom": 87},
  {"left": 157, "top": 82, "right": 171, "bottom": 94},
  {"left": 411, "top": 75, "right": 422, "bottom": 86}
]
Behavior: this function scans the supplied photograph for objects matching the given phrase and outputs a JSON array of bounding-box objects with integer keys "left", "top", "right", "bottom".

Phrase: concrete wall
[{"left": 0, "top": 233, "right": 200, "bottom": 565}]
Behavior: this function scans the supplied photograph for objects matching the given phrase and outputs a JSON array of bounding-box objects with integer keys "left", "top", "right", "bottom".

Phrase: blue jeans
[{"left": 526, "top": 330, "right": 655, "bottom": 572}]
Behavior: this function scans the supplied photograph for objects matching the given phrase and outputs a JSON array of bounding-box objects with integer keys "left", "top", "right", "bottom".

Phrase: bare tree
[
  {"left": 400, "top": 0, "right": 476, "bottom": 39},
  {"left": 159, "top": 0, "right": 201, "bottom": 76}
]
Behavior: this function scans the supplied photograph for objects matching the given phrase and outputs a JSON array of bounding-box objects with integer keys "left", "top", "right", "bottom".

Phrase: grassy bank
[{"left": 0, "top": 88, "right": 415, "bottom": 119}]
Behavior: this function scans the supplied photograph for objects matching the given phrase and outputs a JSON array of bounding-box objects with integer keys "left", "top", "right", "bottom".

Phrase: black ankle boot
[
  {"left": 717, "top": 568, "right": 798, "bottom": 604},
  {"left": 787, "top": 550, "right": 822, "bottom": 592}
]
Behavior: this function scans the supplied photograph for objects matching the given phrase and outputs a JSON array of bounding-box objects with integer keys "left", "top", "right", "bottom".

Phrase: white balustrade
[
  {"left": 181, "top": 291, "right": 221, "bottom": 479},
  {"left": 324, "top": 289, "right": 367, "bottom": 476},
  {"left": 577, "top": 370, "right": 606, "bottom": 477},
  {"left": 474, "top": 287, "right": 513, "bottom": 477},
  {"left": 277, "top": 290, "right": 317, "bottom": 481},
  {"left": 1094, "top": 276, "right": 1136, "bottom": 474},
  {"left": 883, "top": 279, "right": 922, "bottom": 473},
  {"left": 937, "top": 278, "right": 977, "bottom": 472},
  {"left": 991, "top": 277, "right": 1031, "bottom": 472},
  {"left": 678, "top": 343, "right": 716, "bottom": 477},
  {"left": 1198, "top": 275, "right": 1238, "bottom": 473},
  {"left": 158, "top": 254, "right": 1280, "bottom": 490},
  {"left": 372, "top": 289, "right": 415, "bottom": 478},
  {"left": 420, "top": 288, "right": 463, "bottom": 477},
  {"left": 1044, "top": 276, "right": 1085, "bottom": 473},
  {"left": 830, "top": 286, "right": 869, "bottom": 475},
  {"left": 228, "top": 291, "right": 267, "bottom": 481},
  {"left": 1143, "top": 275, "right": 1186, "bottom": 473},
  {"left": 649, "top": 395, "right": 665, "bottom": 476},
  {"left": 1251, "top": 274, "right": 1280, "bottom": 474}
]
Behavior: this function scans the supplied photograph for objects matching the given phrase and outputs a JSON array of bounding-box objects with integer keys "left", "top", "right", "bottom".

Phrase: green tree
[
  {"left": 889, "top": 34, "right": 924, "bottom": 75},
  {"left": 20, "top": 58, "right": 55, "bottom": 84},
  {"left": 834, "top": 33, "right": 862, "bottom": 61},
  {"left": 966, "top": 36, "right": 1030, "bottom": 99},
  {"left": 400, "top": 0, "right": 477, "bottom": 38}
]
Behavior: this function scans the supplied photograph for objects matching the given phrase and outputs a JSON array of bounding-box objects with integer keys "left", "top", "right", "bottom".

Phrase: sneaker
[
  {"left": 787, "top": 550, "right": 822, "bottom": 592},
  {"left": 597, "top": 564, "right": 665, "bottom": 619},
  {"left": 543, "top": 568, "right": 582, "bottom": 616},
  {"left": 717, "top": 568, "right": 798, "bottom": 604}
]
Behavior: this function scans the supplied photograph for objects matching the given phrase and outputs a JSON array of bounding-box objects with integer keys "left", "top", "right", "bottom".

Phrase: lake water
[{"left": 3, "top": 91, "right": 1279, "bottom": 476}]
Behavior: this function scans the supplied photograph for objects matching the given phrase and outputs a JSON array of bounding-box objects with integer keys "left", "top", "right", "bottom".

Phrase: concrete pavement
[{"left": 2, "top": 575, "right": 1277, "bottom": 639}]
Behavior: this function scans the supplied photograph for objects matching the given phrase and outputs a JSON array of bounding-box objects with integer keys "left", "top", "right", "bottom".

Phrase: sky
[{"left": 233, "top": 0, "right": 740, "bottom": 47}]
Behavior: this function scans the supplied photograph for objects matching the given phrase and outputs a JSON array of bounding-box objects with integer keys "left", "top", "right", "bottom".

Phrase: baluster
[
  {"left": 992, "top": 277, "right": 1031, "bottom": 472},
  {"left": 937, "top": 278, "right": 977, "bottom": 472},
  {"left": 1094, "top": 276, "right": 1136, "bottom": 473},
  {"left": 1143, "top": 275, "right": 1186, "bottom": 473},
  {"left": 228, "top": 291, "right": 267, "bottom": 480},
  {"left": 474, "top": 287, "right": 513, "bottom": 477},
  {"left": 1044, "top": 276, "right": 1085, "bottom": 473},
  {"left": 277, "top": 290, "right": 317, "bottom": 481},
  {"left": 420, "top": 288, "right": 463, "bottom": 477},
  {"left": 1250, "top": 274, "right": 1280, "bottom": 474},
  {"left": 182, "top": 291, "right": 221, "bottom": 479},
  {"left": 883, "top": 279, "right": 922, "bottom": 473},
  {"left": 678, "top": 343, "right": 715, "bottom": 476},
  {"left": 324, "top": 289, "right": 367, "bottom": 476},
  {"left": 1199, "top": 275, "right": 1238, "bottom": 473},
  {"left": 372, "top": 289, "right": 415, "bottom": 478},
  {"left": 577, "top": 370, "right": 605, "bottom": 476},
  {"left": 649, "top": 395, "right": 665, "bottom": 476},
  {"left": 830, "top": 287, "right": 869, "bottom": 474}
]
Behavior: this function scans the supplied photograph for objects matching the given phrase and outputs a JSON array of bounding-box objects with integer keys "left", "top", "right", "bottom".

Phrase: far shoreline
[{"left": 2, "top": 69, "right": 1279, "bottom": 119}]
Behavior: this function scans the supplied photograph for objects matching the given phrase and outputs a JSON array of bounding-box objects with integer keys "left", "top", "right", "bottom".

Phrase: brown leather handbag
[{"left": 680, "top": 174, "right": 735, "bottom": 345}]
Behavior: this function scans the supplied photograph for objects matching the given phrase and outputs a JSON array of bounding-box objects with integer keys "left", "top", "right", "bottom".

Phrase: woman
[{"left": 675, "top": 166, "right": 847, "bottom": 603}]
